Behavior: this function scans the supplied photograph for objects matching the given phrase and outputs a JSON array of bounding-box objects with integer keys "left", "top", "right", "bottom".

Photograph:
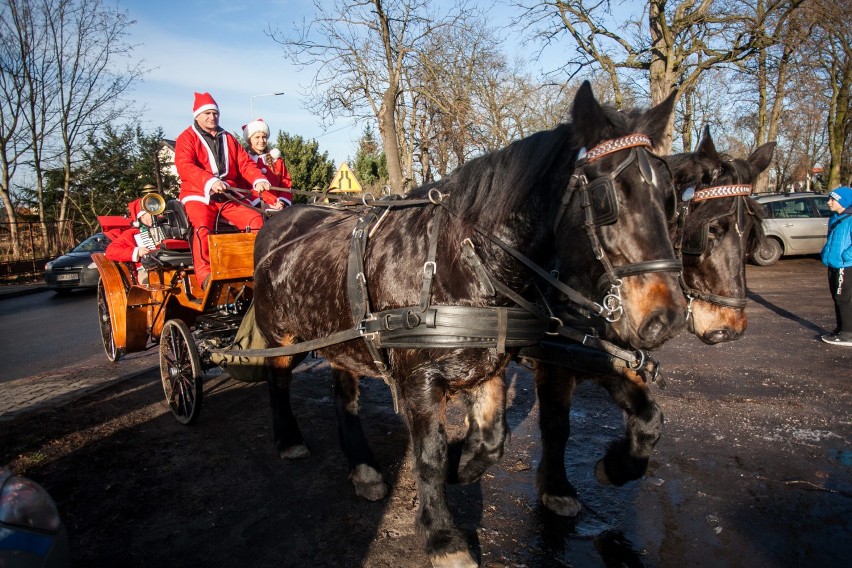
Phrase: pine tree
[
  {"left": 274, "top": 132, "right": 336, "bottom": 201},
  {"left": 352, "top": 125, "right": 388, "bottom": 193}
]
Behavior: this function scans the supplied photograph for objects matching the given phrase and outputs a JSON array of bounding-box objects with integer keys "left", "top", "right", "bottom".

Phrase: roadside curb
[
  {"left": 0, "top": 356, "right": 159, "bottom": 423},
  {"left": 0, "top": 285, "right": 49, "bottom": 300}
]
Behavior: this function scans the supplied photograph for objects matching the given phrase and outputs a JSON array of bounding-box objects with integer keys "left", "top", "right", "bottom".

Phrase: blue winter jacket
[{"left": 821, "top": 210, "right": 852, "bottom": 269}]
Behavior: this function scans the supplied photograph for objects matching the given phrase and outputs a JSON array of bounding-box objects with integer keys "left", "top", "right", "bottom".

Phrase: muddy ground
[{"left": 1, "top": 256, "right": 850, "bottom": 567}]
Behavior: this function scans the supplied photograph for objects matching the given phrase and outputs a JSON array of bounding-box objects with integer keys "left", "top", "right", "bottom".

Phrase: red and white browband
[
  {"left": 693, "top": 184, "right": 752, "bottom": 202},
  {"left": 584, "top": 134, "right": 653, "bottom": 163}
]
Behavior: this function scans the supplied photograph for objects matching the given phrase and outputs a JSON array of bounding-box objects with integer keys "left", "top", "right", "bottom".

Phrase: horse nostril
[
  {"left": 639, "top": 309, "right": 684, "bottom": 348},
  {"left": 704, "top": 329, "right": 741, "bottom": 344}
]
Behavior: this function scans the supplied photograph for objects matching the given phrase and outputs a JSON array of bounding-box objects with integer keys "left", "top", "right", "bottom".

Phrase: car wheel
[{"left": 752, "top": 237, "right": 783, "bottom": 266}]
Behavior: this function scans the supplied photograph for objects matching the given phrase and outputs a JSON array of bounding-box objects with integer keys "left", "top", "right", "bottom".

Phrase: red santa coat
[
  {"left": 104, "top": 228, "right": 148, "bottom": 264},
  {"left": 174, "top": 124, "right": 268, "bottom": 205},
  {"left": 238, "top": 152, "right": 294, "bottom": 206}
]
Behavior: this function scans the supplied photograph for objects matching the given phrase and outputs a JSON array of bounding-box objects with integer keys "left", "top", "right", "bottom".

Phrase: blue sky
[
  {"left": 117, "top": 0, "right": 545, "bottom": 166},
  {"left": 118, "top": 1, "right": 353, "bottom": 159}
]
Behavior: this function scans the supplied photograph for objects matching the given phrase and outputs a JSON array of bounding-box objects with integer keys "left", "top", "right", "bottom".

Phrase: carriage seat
[{"left": 143, "top": 199, "right": 194, "bottom": 269}]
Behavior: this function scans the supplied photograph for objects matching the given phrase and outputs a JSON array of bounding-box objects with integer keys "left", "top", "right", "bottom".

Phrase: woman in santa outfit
[
  {"left": 239, "top": 118, "right": 294, "bottom": 208},
  {"left": 174, "top": 92, "right": 282, "bottom": 290}
]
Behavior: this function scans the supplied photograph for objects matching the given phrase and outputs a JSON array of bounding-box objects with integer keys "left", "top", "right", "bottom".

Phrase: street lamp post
[{"left": 250, "top": 92, "right": 285, "bottom": 119}]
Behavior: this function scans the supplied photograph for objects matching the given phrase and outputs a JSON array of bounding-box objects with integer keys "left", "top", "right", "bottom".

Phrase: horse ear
[
  {"left": 571, "top": 81, "right": 606, "bottom": 145},
  {"left": 748, "top": 141, "right": 776, "bottom": 174},
  {"left": 695, "top": 125, "right": 718, "bottom": 159},
  {"left": 639, "top": 90, "right": 677, "bottom": 145}
]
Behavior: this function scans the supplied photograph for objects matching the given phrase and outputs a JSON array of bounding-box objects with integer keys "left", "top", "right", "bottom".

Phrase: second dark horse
[{"left": 534, "top": 127, "right": 775, "bottom": 516}]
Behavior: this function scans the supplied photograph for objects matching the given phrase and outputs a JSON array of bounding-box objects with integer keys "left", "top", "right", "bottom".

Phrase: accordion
[{"left": 135, "top": 225, "right": 165, "bottom": 250}]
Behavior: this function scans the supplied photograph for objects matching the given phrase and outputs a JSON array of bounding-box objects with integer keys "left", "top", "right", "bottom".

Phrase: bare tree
[
  {"left": 46, "top": 0, "right": 143, "bottom": 239},
  {"left": 4, "top": 0, "right": 141, "bottom": 255},
  {"left": 806, "top": 0, "right": 852, "bottom": 188},
  {"left": 517, "top": 0, "right": 805, "bottom": 153},
  {"left": 0, "top": 1, "right": 33, "bottom": 256},
  {"left": 273, "top": 0, "right": 474, "bottom": 194}
]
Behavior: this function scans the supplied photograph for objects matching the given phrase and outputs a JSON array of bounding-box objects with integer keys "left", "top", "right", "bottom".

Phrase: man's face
[
  {"left": 829, "top": 197, "right": 845, "bottom": 213},
  {"left": 196, "top": 110, "right": 219, "bottom": 134},
  {"left": 249, "top": 132, "right": 268, "bottom": 154}
]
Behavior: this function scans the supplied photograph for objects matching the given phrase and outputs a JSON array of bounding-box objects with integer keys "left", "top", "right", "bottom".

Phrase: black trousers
[{"left": 828, "top": 267, "right": 852, "bottom": 336}]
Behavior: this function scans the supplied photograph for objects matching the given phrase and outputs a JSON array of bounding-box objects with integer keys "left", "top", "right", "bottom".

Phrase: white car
[{"left": 751, "top": 192, "right": 831, "bottom": 266}]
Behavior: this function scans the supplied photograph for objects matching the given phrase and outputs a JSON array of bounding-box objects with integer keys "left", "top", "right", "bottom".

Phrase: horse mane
[{"left": 415, "top": 100, "right": 656, "bottom": 231}]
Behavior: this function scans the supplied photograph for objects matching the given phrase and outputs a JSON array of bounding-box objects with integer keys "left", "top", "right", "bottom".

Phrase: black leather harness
[{"left": 212, "top": 135, "right": 684, "bottom": 397}]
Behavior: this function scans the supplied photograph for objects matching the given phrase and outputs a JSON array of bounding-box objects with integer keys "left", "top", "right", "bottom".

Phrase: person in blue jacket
[{"left": 820, "top": 186, "right": 852, "bottom": 346}]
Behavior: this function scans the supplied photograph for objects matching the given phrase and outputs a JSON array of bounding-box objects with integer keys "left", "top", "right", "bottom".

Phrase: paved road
[
  {"left": 0, "top": 282, "right": 157, "bottom": 421},
  {"left": 1, "top": 258, "right": 849, "bottom": 567}
]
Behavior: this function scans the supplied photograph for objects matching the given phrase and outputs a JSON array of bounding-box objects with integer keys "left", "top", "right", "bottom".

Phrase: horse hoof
[
  {"left": 280, "top": 444, "right": 310, "bottom": 459},
  {"left": 542, "top": 493, "right": 582, "bottom": 517},
  {"left": 350, "top": 464, "right": 387, "bottom": 501},
  {"left": 594, "top": 459, "right": 613, "bottom": 485},
  {"left": 430, "top": 550, "right": 478, "bottom": 568}
]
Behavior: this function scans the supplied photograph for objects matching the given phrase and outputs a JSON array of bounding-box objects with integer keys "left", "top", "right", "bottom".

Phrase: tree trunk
[
  {"left": 648, "top": 0, "right": 677, "bottom": 154},
  {"left": 378, "top": 88, "right": 404, "bottom": 194}
]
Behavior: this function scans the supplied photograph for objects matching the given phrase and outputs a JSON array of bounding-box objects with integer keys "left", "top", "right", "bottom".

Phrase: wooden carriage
[{"left": 92, "top": 195, "right": 258, "bottom": 424}]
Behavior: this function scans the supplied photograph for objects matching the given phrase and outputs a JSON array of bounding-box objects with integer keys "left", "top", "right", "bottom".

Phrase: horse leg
[
  {"left": 447, "top": 374, "right": 509, "bottom": 484},
  {"left": 534, "top": 362, "right": 582, "bottom": 517},
  {"left": 332, "top": 367, "right": 388, "bottom": 501},
  {"left": 594, "top": 377, "right": 663, "bottom": 486},
  {"left": 266, "top": 353, "right": 311, "bottom": 459},
  {"left": 402, "top": 374, "right": 477, "bottom": 568}
]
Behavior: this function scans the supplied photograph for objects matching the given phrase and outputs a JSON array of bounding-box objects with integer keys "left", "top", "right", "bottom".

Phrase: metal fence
[{"left": 0, "top": 221, "right": 87, "bottom": 282}]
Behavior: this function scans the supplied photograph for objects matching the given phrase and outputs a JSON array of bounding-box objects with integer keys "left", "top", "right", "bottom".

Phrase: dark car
[
  {"left": 751, "top": 192, "right": 831, "bottom": 266},
  {"left": 44, "top": 233, "right": 110, "bottom": 294}
]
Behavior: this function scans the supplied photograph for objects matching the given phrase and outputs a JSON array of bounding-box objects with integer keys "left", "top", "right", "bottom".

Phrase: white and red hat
[
  {"left": 192, "top": 92, "right": 219, "bottom": 117},
  {"left": 242, "top": 118, "right": 270, "bottom": 140}
]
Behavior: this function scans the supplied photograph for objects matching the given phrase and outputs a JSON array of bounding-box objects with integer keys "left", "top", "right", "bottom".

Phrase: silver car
[{"left": 751, "top": 192, "right": 831, "bottom": 266}]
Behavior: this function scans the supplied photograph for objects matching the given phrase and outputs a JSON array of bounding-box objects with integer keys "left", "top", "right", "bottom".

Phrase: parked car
[
  {"left": 751, "top": 192, "right": 831, "bottom": 266},
  {"left": 0, "top": 466, "right": 70, "bottom": 566},
  {"left": 44, "top": 232, "right": 110, "bottom": 294}
]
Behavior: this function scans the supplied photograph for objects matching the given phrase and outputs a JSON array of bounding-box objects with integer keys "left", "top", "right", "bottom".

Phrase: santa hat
[
  {"left": 829, "top": 187, "right": 852, "bottom": 210},
  {"left": 243, "top": 118, "right": 270, "bottom": 140},
  {"left": 192, "top": 92, "right": 219, "bottom": 118},
  {"left": 128, "top": 198, "right": 143, "bottom": 220}
]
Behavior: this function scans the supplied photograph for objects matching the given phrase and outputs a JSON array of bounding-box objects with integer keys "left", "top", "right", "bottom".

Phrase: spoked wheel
[
  {"left": 160, "top": 319, "right": 203, "bottom": 425},
  {"left": 97, "top": 280, "right": 123, "bottom": 362}
]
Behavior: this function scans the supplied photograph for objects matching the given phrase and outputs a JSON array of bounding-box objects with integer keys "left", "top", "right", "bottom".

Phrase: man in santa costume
[
  {"left": 239, "top": 118, "right": 294, "bottom": 207},
  {"left": 174, "top": 92, "right": 282, "bottom": 290}
]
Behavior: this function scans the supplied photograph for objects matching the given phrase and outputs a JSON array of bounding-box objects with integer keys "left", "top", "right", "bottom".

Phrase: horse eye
[{"left": 708, "top": 222, "right": 724, "bottom": 239}]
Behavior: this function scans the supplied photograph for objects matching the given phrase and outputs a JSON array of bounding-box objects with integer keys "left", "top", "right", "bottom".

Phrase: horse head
[
  {"left": 555, "top": 82, "right": 686, "bottom": 350},
  {"left": 669, "top": 126, "right": 775, "bottom": 344}
]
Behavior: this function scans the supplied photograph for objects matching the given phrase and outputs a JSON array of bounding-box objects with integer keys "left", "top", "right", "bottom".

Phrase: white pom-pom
[{"left": 269, "top": 148, "right": 281, "bottom": 160}]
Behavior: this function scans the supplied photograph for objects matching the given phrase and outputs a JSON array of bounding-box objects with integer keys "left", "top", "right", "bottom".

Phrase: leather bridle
[
  {"left": 556, "top": 134, "right": 683, "bottom": 322},
  {"left": 674, "top": 184, "right": 754, "bottom": 310}
]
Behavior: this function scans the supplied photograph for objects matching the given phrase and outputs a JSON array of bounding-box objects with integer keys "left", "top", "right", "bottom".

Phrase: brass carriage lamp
[{"left": 140, "top": 184, "right": 166, "bottom": 215}]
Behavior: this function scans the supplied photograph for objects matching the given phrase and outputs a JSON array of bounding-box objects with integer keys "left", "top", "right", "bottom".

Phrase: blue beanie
[{"left": 829, "top": 187, "right": 852, "bottom": 209}]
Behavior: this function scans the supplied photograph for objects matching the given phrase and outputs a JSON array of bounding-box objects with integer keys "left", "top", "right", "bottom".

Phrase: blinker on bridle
[{"left": 561, "top": 134, "right": 683, "bottom": 322}]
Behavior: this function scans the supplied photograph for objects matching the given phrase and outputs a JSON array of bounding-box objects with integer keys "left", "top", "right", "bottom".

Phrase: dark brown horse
[
  {"left": 252, "top": 82, "right": 685, "bottom": 567},
  {"left": 534, "top": 127, "right": 775, "bottom": 516}
]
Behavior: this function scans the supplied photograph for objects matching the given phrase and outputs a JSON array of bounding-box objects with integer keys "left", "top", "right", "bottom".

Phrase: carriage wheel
[
  {"left": 97, "top": 280, "right": 123, "bottom": 362},
  {"left": 159, "top": 319, "right": 203, "bottom": 425}
]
